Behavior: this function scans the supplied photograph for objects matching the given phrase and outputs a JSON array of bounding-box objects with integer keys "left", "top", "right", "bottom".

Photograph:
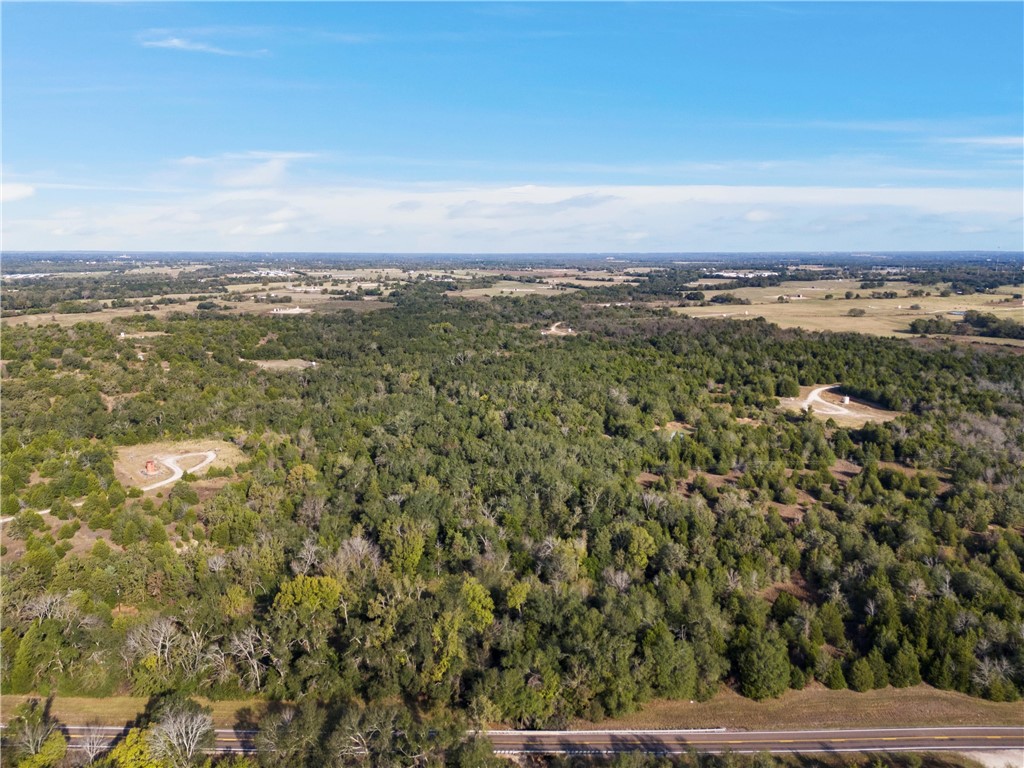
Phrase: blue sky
[{"left": 3, "top": 2, "right": 1022, "bottom": 253}]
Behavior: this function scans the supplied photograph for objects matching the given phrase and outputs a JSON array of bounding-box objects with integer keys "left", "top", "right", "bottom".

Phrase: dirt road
[{"left": 0, "top": 451, "right": 216, "bottom": 524}]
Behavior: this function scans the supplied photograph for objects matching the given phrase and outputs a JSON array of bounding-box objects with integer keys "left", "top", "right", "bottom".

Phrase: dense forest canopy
[{"left": 1, "top": 257, "right": 1023, "bottom": 767}]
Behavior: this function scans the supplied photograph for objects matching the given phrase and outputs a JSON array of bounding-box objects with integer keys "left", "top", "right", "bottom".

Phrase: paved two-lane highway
[
  {"left": 485, "top": 726, "right": 1024, "bottom": 756},
  {"left": 52, "top": 724, "right": 1023, "bottom": 757}
]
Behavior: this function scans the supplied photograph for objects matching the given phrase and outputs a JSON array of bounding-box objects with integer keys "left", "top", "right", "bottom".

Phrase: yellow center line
[{"left": 549, "top": 735, "right": 1023, "bottom": 747}]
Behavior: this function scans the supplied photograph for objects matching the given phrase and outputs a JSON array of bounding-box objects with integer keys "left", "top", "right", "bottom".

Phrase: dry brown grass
[
  {"left": 1, "top": 294, "right": 388, "bottom": 330},
  {"left": 777, "top": 385, "right": 900, "bottom": 428},
  {"left": 574, "top": 685, "right": 1024, "bottom": 731},
  {"left": 244, "top": 358, "right": 316, "bottom": 371},
  {"left": 453, "top": 280, "right": 571, "bottom": 299},
  {"left": 541, "top": 322, "right": 576, "bottom": 337},
  {"left": 672, "top": 280, "right": 1023, "bottom": 341},
  {"left": 113, "top": 439, "right": 245, "bottom": 491},
  {"left": 0, "top": 695, "right": 266, "bottom": 729}
]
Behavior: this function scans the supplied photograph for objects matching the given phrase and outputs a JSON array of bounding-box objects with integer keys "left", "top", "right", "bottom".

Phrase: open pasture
[
  {"left": 674, "top": 280, "right": 1022, "bottom": 339},
  {"left": 452, "top": 280, "right": 572, "bottom": 299},
  {"left": 575, "top": 684, "right": 1024, "bottom": 731},
  {"left": 113, "top": 438, "right": 245, "bottom": 491},
  {"left": 244, "top": 358, "right": 317, "bottom": 371},
  {"left": 777, "top": 385, "right": 900, "bottom": 428}
]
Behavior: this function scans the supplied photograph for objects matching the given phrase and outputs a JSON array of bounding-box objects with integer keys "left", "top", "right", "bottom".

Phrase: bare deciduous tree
[
  {"left": 123, "top": 616, "right": 180, "bottom": 670},
  {"left": 297, "top": 494, "right": 326, "bottom": 528},
  {"left": 290, "top": 536, "right": 323, "bottom": 576},
  {"left": 641, "top": 491, "right": 665, "bottom": 514},
  {"left": 324, "top": 534, "right": 382, "bottom": 584},
  {"left": 8, "top": 701, "right": 56, "bottom": 756},
  {"left": 79, "top": 722, "right": 111, "bottom": 764},
  {"left": 148, "top": 707, "right": 213, "bottom": 768},
  {"left": 603, "top": 567, "right": 632, "bottom": 594},
  {"left": 228, "top": 626, "right": 271, "bottom": 691}
]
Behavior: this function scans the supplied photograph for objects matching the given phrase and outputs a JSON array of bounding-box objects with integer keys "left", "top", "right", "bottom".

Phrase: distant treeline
[{"left": 910, "top": 310, "right": 1024, "bottom": 340}]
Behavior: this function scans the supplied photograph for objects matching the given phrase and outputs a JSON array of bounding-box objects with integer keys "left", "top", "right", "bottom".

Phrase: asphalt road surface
[
  {"left": 486, "top": 726, "right": 1024, "bottom": 755},
  {"left": 54, "top": 724, "right": 1024, "bottom": 756}
]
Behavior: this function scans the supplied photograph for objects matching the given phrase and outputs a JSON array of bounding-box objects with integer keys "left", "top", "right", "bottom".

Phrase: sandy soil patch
[
  {"left": 243, "top": 358, "right": 317, "bottom": 371},
  {"left": 1, "top": 513, "right": 117, "bottom": 561},
  {"left": 99, "top": 392, "right": 139, "bottom": 412},
  {"left": 760, "top": 572, "right": 815, "bottom": 603},
  {"left": 778, "top": 385, "right": 900, "bottom": 428},
  {"left": 541, "top": 322, "right": 576, "bottom": 336},
  {"left": 654, "top": 421, "right": 692, "bottom": 436},
  {"left": 735, "top": 417, "right": 763, "bottom": 426},
  {"left": 451, "top": 280, "right": 570, "bottom": 300},
  {"left": 878, "top": 461, "right": 953, "bottom": 494},
  {"left": 957, "top": 751, "right": 1024, "bottom": 768},
  {"left": 573, "top": 684, "right": 1024, "bottom": 731},
  {"left": 190, "top": 476, "right": 234, "bottom": 503},
  {"left": 830, "top": 459, "right": 863, "bottom": 484},
  {"left": 636, "top": 472, "right": 661, "bottom": 488},
  {"left": 114, "top": 439, "right": 245, "bottom": 491},
  {"left": 679, "top": 469, "right": 743, "bottom": 494},
  {"left": 768, "top": 500, "right": 807, "bottom": 522},
  {"left": 116, "top": 331, "right": 168, "bottom": 339}
]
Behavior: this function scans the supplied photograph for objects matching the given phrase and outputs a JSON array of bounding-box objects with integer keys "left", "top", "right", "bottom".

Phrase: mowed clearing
[
  {"left": 6, "top": 685, "right": 1018, "bottom": 733},
  {"left": 244, "top": 358, "right": 317, "bottom": 371},
  {"left": 1, "top": 295, "right": 387, "bottom": 330},
  {"left": 114, "top": 439, "right": 245, "bottom": 491},
  {"left": 674, "top": 280, "right": 1023, "bottom": 341},
  {"left": 452, "top": 280, "right": 571, "bottom": 299},
  {"left": 573, "top": 685, "right": 1024, "bottom": 731},
  {"left": 778, "top": 385, "right": 900, "bottom": 428},
  {"left": 0, "top": 695, "right": 265, "bottom": 729}
]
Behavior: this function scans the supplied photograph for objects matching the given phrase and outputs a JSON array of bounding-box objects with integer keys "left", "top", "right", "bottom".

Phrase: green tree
[
  {"left": 890, "top": 642, "right": 922, "bottom": 688},
  {"left": 867, "top": 647, "right": 890, "bottom": 688},
  {"left": 848, "top": 657, "right": 875, "bottom": 692},
  {"left": 460, "top": 577, "right": 495, "bottom": 633},
  {"left": 822, "top": 658, "right": 847, "bottom": 690},
  {"left": 100, "top": 727, "right": 168, "bottom": 768},
  {"left": 737, "top": 630, "right": 790, "bottom": 700}
]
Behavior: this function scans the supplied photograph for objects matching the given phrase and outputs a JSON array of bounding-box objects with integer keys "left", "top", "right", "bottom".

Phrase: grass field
[
  {"left": 113, "top": 439, "right": 246, "bottom": 491},
  {"left": 573, "top": 685, "right": 1024, "bottom": 731},
  {"left": 1, "top": 294, "right": 389, "bottom": 329},
  {"left": 0, "top": 695, "right": 266, "bottom": 729},
  {"left": 777, "top": 385, "right": 901, "bottom": 428},
  {"left": 4, "top": 685, "right": 1020, "bottom": 735},
  {"left": 452, "top": 280, "right": 572, "bottom": 299},
  {"left": 673, "top": 280, "right": 1023, "bottom": 340},
  {"left": 244, "top": 358, "right": 317, "bottom": 371}
]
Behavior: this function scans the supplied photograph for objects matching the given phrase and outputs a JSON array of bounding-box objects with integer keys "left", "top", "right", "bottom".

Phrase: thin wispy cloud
[
  {"left": 319, "top": 32, "right": 385, "bottom": 45},
  {"left": 175, "top": 151, "right": 318, "bottom": 165},
  {"left": 766, "top": 118, "right": 1017, "bottom": 138},
  {"left": 7, "top": 177, "right": 1021, "bottom": 252},
  {"left": 140, "top": 36, "right": 267, "bottom": 57},
  {"left": 939, "top": 136, "right": 1024, "bottom": 148},
  {"left": 171, "top": 151, "right": 318, "bottom": 189},
  {"left": 1, "top": 182, "right": 36, "bottom": 203}
]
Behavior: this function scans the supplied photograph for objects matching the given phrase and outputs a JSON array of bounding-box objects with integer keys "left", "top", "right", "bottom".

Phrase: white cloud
[
  {"left": 1, "top": 183, "right": 36, "bottom": 202},
  {"left": 5, "top": 179, "right": 1022, "bottom": 252},
  {"left": 939, "top": 136, "right": 1024, "bottom": 148},
  {"left": 743, "top": 209, "right": 777, "bottom": 223},
  {"left": 140, "top": 37, "right": 267, "bottom": 57},
  {"left": 169, "top": 151, "right": 317, "bottom": 188}
]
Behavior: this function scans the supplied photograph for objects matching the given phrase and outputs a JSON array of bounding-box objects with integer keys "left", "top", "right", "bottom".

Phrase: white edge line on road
[{"left": 486, "top": 726, "right": 1022, "bottom": 736}]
